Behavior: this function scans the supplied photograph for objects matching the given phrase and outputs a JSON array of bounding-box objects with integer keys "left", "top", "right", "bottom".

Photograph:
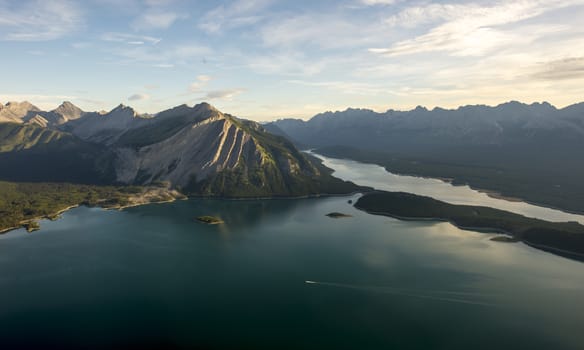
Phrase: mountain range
[
  {"left": 268, "top": 101, "right": 584, "bottom": 213},
  {"left": 267, "top": 101, "right": 584, "bottom": 151},
  {"left": 0, "top": 101, "right": 357, "bottom": 197}
]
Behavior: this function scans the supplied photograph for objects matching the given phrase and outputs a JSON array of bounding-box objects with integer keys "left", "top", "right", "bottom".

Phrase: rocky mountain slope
[
  {"left": 0, "top": 101, "right": 86, "bottom": 127},
  {"left": 0, "top": 102, "right": 358, "bottom": 197}
]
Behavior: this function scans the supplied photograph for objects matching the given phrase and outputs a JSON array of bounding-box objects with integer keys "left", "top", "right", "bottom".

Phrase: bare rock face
[
  {"left": 0, "top": 101, "right": 41, "bottom": 123},
  {"left": 45, "top": 101, "right": 85, "bottom": 125},
  {"left": 110, "top": 104, "right": 324, "bottom": 196},
  {"left": 53, "top": 101, "right": 84, "bottom": 120},
  {"left": 65, "top": 104, "right": 148, "bottom": 143},
  {"left": 25, "top": 114, "right": 49, "bottom": 128}
]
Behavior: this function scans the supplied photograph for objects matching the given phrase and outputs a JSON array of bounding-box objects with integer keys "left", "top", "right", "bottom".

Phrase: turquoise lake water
[{"left": 1, "top": 156, "right": 583, "bottom": 349}]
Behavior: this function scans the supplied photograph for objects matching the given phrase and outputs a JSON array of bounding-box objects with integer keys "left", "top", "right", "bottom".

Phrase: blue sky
[{"left": 1, "top": 0, "right": 583, "bottom": 120}]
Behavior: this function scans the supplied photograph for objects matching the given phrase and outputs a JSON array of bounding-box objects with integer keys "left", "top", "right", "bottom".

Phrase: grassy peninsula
[{"left": 355, "top": 191, "right": 584, "bottom": 261}]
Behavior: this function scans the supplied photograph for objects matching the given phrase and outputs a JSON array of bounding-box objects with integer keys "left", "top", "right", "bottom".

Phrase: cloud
[
  {"left": 186, "top": 75, "right": 243, "bottom": 101},
  {"left": 360, "top": 0, "right": 396, "bottom": 6},
  {"left": 532, "top": 57, "right": 584, "bottom": 80},
  {"left": 128, "top": 93, "right": 150, "bottom": 101},
  {"left": 104, "top": 43, "right": 212, "bottom": 67},
  {"left": 371, "top": 1, "right": 580, "bottom": 57},
  {"left": 133, "top": 11, "right": 187, "bottom": 30},
  {"left": 101, "top": 32, "right": 161, "bottom": 45},
  {"left": 204, "top": 89, "right": 244, "bottom": 100},
  {"left": 71, "top": 41, "right": 92, "bottom": 49},
  {"left": 287, "top": 80, "right": 391, "bottom": 96},
  {"left": 189, "top": 75, "right": 212, "bottom": 92},
  {"left": 199, "top": 0, "right": 272, "bottom": 34},
  {"left": 151, "top": 63, "right": 175, "bottom": 68},
  {"left": 0, "top": 0, "right": 83, "bottom": 41},
  {"left": 259, "top": 12, "right": 388, "bottom": 51}
]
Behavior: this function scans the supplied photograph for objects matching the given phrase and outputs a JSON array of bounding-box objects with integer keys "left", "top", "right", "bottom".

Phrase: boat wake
[{"left": 305, "top": 280, "right": 497, "bottom": 307}]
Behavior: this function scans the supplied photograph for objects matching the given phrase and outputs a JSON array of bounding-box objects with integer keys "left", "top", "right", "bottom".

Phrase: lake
[{"left": 1, "top": 155, "right": 583, "bottom": 349}]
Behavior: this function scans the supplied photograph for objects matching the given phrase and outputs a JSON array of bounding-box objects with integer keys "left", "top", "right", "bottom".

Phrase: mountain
[
  {"left": 0, "top": 101, "right": 86, "bottom": 127},
  {"left": 108, "top": 103, "right": 357, "bottom": 197},
  {"left": 0, "top": 102, "right": 358, "bottom": 197},
  {"left": 268, "top": 102, "right": 584, "bottom": 151},
  {"left": 0, "top": 101, "right": 41, "bottom": 124},
  {"left": 41, "top": 101, "right": 85, "bottom": 126},
  {"left": 62, "top": 104, "right": 149, "bottom": 144},
  {"left": 0, "top": 123, "right": 115, "bottom": 184},
  {"left": 53, "top": 101, "right": 84, "bottom": 120},
  {"left": 269, "top": 101, "right": 584, "bottom": 213}
]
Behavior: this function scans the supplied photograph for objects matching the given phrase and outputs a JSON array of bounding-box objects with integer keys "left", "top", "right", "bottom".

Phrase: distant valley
[{"left": 268, "top": 101, "right": 584, "bottom": 214}]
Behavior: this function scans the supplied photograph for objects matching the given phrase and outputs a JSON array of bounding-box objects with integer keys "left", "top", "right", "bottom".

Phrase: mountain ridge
[{"left": 0, "top": 101, "right": 359, "bottom": 198}]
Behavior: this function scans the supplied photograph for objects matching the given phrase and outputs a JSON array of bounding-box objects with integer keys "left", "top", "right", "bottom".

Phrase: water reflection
[
  {"left": 313, "top": 152, "right": 584, "bottom": 224},
  {"left": 0, "top": 194, "right": 583, "bottom": 349}
]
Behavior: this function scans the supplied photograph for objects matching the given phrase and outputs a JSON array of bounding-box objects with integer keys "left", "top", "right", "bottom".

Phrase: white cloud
[
  {"left": 133, "top": 11, "right": 187, "bottom": 30},
  {"left": 105, "top": 43, "right": 212, "bottom": 67},
  {"left": 372, "top": 1, "right": 581, "bottom": 57},
  {"left": 186, "top": 75, "right": 243, "bottom": 101},
  {"left": 204, "top": 89, "right": 244, "bottom": 100},
  {"left": 128, "top": 93, "right": 151, "bottom": 101},
  {"left": 0, "top": 0, "right": 83, "bottom": 41},
  {"left": 199, "top": 0, "right": 272, "bottom": 34},
  {"left": 287, "top": 80, "right": 392, "bottom": 96},
  {"left": 360, "top": 0, "right": 396, "bottom": 6},
  {"left": 189, "top": 75, "right": 212, "bottom": 92},
  {"left": 152, "top": 63, "right": 175, "bottom": 68},
  {"left": 101, "top": 32, "right": 161, "bottom": 45},
  {"left": 259, "top": 12, "right": 389, "bottom": 50},
  {"left": 532, "top": 57, "right": 584, "bottom": 80},
  {"left": 246, "top": 52, "right": 328, "bottom": 76}
]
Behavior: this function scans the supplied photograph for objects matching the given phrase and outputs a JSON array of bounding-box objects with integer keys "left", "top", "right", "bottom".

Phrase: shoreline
[
  {"left": 353, "top": 192, "right": 584, "bottom": 263},
  {"left": 314, "top": 151, "right": 584, "bottom": 216},
  {"left": 0, "top": 190, "right": 363, "bottom": 235},
  {"left": 384, "top": 165, "right": 584, "bottom": 216},
  {"left": 0, "top": 204, "right": 81, "bottom": 235},
  {"left": 354, "top": 204, "right": 514, "bottom": 236}
]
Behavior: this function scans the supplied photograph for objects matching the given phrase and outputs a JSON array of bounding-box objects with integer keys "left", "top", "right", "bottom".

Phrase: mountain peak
[
  {"left": 110, "top": 103, "right": 138, "bottom": 116},
  {"left": 53, "top": 101, "right": 84, "bottom": 120},
  {"left": 193, "top": 102, "right": 218, "bottom": 113},
  {"left": 58, "top": 101, "right": 77, "bottom": 109},
  {"left": 497, "top": 100, "right": 526, "bottom": 109},
  {"left": 5, "top": 101, "right": 39, "bottom": 110}
]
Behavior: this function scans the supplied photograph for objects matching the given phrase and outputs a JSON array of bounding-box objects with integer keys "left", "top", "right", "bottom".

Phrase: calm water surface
[
  {"left": 0, "top": 157, "right": 583, "bottom": 349},
  {"left": 314, "top": 153, "right": 584, "bottom": 224}
]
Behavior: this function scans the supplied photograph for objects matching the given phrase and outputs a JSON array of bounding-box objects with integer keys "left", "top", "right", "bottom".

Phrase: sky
[{"left": 0, "top": 0, "right": 583, "bottom": 121}]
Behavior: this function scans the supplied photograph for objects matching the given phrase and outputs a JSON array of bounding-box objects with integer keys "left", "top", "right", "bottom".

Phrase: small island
[
  {"left": 196, "top": 216, "right": 224, "bottom": 225},
  {"left": 326, "top": 212, "right": 353, "bottom": 218},
  {"left": 355, "top": 191, "right": 584, "bottom": 261}
]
